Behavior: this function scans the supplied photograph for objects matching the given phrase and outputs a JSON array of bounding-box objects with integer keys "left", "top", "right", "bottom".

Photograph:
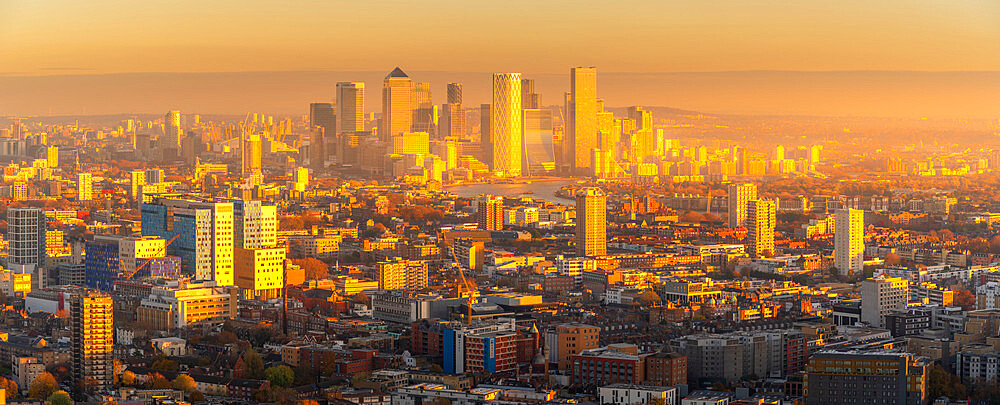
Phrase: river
[{"left": 444, "top": 179, "right": 575, "bottom": 201}]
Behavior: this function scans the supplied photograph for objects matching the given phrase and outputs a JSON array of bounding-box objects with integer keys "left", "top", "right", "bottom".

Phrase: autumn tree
[
  {"left": 0, "top": 377, "right": 18, "bottom": 400},
  {"left": 28, "top": 372, "right": 58, "bottom": 400},
  {"left": 172, "top": 374, "right": 197, "bottom": 393},
  {"left": 292, "top": 258, "right": 329, "bottom": 280}
]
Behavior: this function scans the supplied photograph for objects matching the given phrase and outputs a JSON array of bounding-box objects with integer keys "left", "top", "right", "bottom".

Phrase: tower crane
[{"left": 118, "top": 234, "right": 180, "bottom": 281}]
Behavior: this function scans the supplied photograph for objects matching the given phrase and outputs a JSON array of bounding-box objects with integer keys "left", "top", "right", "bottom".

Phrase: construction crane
[
  {"left": 119, "top": 234, "right": 179, "bottom": 281},
  {"left": 451, "top": 248, "right": 479, "bottom": 325}
]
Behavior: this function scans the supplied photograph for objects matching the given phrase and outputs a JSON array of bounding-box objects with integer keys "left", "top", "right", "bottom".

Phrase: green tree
[
  {"left": 28, "top": 372, "right": 59, "bottom": 400},
  {"left": 241, "top": 349, "right": 265, "bottom": 380},
  {"left": 293, "top": 364, "right": 316, "bottom": 386},
  {"left": 172, "top": 374, "right": 197, "bottom": 393},
  {"left": 264, "top": 365, "right": 294, "bottom": 388},
  {"left": 46, "top": 390, "right": 72, "bottom": 405}
]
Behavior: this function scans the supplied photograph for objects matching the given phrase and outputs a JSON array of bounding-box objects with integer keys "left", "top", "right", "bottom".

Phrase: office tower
[
  {"left": 805, "top": 351, "right": 929, "bottom": 405},
  {"left": 627, "top": 106, "right": 653, "bottom": 131},
  {"left": 164, "top": 110, "right": 182, "bottom": 150},
  {"left": 523, "top": 109, "right": 554, "bottom": 174},
  {"left": 860, "top": 276, "right": 908, "bottom": 328},
  {"left": 309, "top": 102, "right": 335, "bottom": 166},
  {"left": 376, "top": 259, "right": 428, "bottom": 290},
  {"left": 8, "top": 207, "right": 44, "bottom": 267},
  {"left": 234, "top": 246, "right": 285, "bottom": 300},
  {"left": 480, "top": 103, "right": 492, "bottom": 164},
  {"left": 71, "top": 290, "right": 114, "bottom": 391},
  {"left": 491, "top": 73, "right": 523, "bottom": 176},
  {"left": 241, "top": 131, "right": 262, "bottom": 177},
  {"left": 136, "top": 282, "right": 238, "bottom": 329},
  {"left": 77, "top": 173, "right": 92, "bottom": 201},
  {"left": 382, "top": 67, "right": 413, "bottom": 141},
  {"left": 775, "top": 145, "right": 785, "bottom": 161},
  {"left": 141, "top": 196, "right": 235, "bottom": 286},
  {"left": 521, "top": 78, "right": 540, "bottom": 109},
  {"left": 11, "top": 181, "right": 27, "bottom": 201},
  {"left": 440, "top": 103, "right": 466, "bottom": 140},
  {"left": 447, "top": 82, "right": 463, "bottom": 105},
  {"left": 834, "top": 208, "right": 865, "bottom": 275},
  {"left": 412, "top": 82, "right": 435, "bottom": 134},
  {"left": 727, "top": 183, "right": 758, "bottom": 228},
  {"left": 575, "top": 187, "right": 607, "bottom": 257},
  {"left": 336, "top": 82, "right": 365, "bottom": 132},
  {"left": 567, "top": 67, "right": 598, "bottom": 174},
  {"left": 746, "top": 199, "right": 776, "bottom": 257},
  {"left": 477, "top": 195, "right": 503, "bottom": 231},
  {"left": 391, "top": 132, "right": 430, "bottom": 155}
]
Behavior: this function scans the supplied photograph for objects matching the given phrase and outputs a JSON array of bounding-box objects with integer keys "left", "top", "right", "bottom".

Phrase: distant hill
[{"left": 1, "top": 70, "right": 997, "bottom": 119}]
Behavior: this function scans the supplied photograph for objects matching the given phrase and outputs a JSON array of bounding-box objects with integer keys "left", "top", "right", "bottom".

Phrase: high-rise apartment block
[
  {"left": 834, "top": 208, "right": 865, "bottom": 275},
  {"left": 77, "top": 172, "right": 92, "bottom": 201},
  {"left": 164, "top": 110, "right": 182, "bottom": 150},
  {"left": 491, "top": 73, "right": 522, "bottom": 176},
  {"left": 477, "top": 195, "right": 503, "bottom": 231},
  {"left": 447, "top": 82, "right": 462, "bottom": 105},
  {"left": 8, "top": 207, "right": 44, "bottom": 267},
  {"left": 576, "top": 187, "right": 607, "bottom": 257},
  {"left": 727, "top": 183, "right": 757, "bottom": 228},
  {"left": 746, "top": 199, "right": 776, "bottom": 257},
  {"left": 71, "top": 290, "right": 114, "bottom": 390}
]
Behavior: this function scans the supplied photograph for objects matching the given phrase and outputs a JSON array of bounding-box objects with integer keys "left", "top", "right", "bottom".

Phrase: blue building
[{"left": 140, "top": 195, "right": 235, "bottom": 286}]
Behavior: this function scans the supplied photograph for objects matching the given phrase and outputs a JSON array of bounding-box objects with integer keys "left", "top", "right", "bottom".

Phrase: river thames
[{"left": 443, "top": 179, "right": 575, "bottom": 201}]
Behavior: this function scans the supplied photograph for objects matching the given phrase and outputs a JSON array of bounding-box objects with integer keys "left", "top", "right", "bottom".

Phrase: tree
[
  {"left": 151, "top": 358, "right": 178, "bottom": 373},
  {"left": 350, "top": 372, "right": 370, "bottom": 387},
  {"left": 46, "top": 390, "right": 72, "bottom": 405},
  {"left": 637, "top": 291, "right": 662, "bottom": 307},
  {"left": 122, "top": 370, "right": 136, "bottom": 386},
  {"left": 884, "top": 252, "right": 902, "bottom": 266},
  {"left": 172, "top": 374, "right": 197, "bottom": 393},
  {"left": 0, "top": 377, "right": 18, "bottom": 400},
  {"left": 28, "top": 372, "right": 58, "bottom": 400},
  {"left": 292, "top": 258, "right": 329, "bottom": 280},
  {"left": 953, "top": 289, "right": 976, "bottom": 311},
  {"left": 149, "top": 373, "right": 172, "bottom": 389},
  {"left": 928, "top": 365, "right": 967, "bottom": 400},
  {"left": 264, "top": 365, "right": 294, "bottom": 388},
  {"left": 240, "top": 349, "right": 265, "bottom": 380},
  {"left": 189, "top": 390, "right": 205, "bottom": 402},
  {"left": 293, "top": 364, "right": 316, "bottom": 386}
]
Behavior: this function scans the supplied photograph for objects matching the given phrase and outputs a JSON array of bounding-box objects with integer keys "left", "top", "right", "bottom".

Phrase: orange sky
[{"left": 1, "top": 0, "right": 998, "bottom": 75}]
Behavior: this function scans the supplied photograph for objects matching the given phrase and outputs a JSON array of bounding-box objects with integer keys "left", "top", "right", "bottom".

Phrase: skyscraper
[
  {"left": 141, "top": 196, "right": 235, "bottom": 286},
  {"left": 309, "top": 102, "right": 335, "bottom": 167},
  {"left": 521, "top": 78, "right": 541, "bottom": 109},
  {"left": 491, "top": 73, "right": 522, "bottom": 177},
  {"left": 77, "top": 172, "right": 92, "bottom": 201},
  {"left": 568, "top": 67, "right": 598, "bottom": 174},
  {"left": 382, "top": 67, "right": 413, "bottom": 141},
  {"left": 336, "top": 82, "right": 365, "bottom": 132},
  {"left": 441, "top": 103, "right": 466, "bottom": 140},
  {"left": 727, "top": 183, "right": 758, "bottom": 228},
  {"left": 480, "top": 103, "right": 492, "bottom": 164},
  {"left": 226, "top": 199, "right": 278, "bottom": 249},
  {"left": 164, "top": 110, "right": 182, "bottom": 150},
  {"left": 477, "top": 195, "right": 503, "bottom": 231},
  {"left": 576, "top": 187, "right": 607, "bottom": 257},
  {"left": 241, "top": 131, "right": 262, "bottom": 177},
  {"left": 412, "top": 82, "right": 435, "bottom": 134},
  {"left": 835, "top": 208, "right": 865, "bottom": 276},
  {"left": 71, "top": 290, "right": 114, "bottom": 391},
  {"left": 746, "top": 199, "right": 776, "bottom": 257},
  {"left": 523, "top": 109, "right": 554, "bottom": 173},
  {"left": 447, "top": 82, "right": 463, "bottom": 105},
  {"left": 130, "top": 170, "right": 146, "bottom": 201}
]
